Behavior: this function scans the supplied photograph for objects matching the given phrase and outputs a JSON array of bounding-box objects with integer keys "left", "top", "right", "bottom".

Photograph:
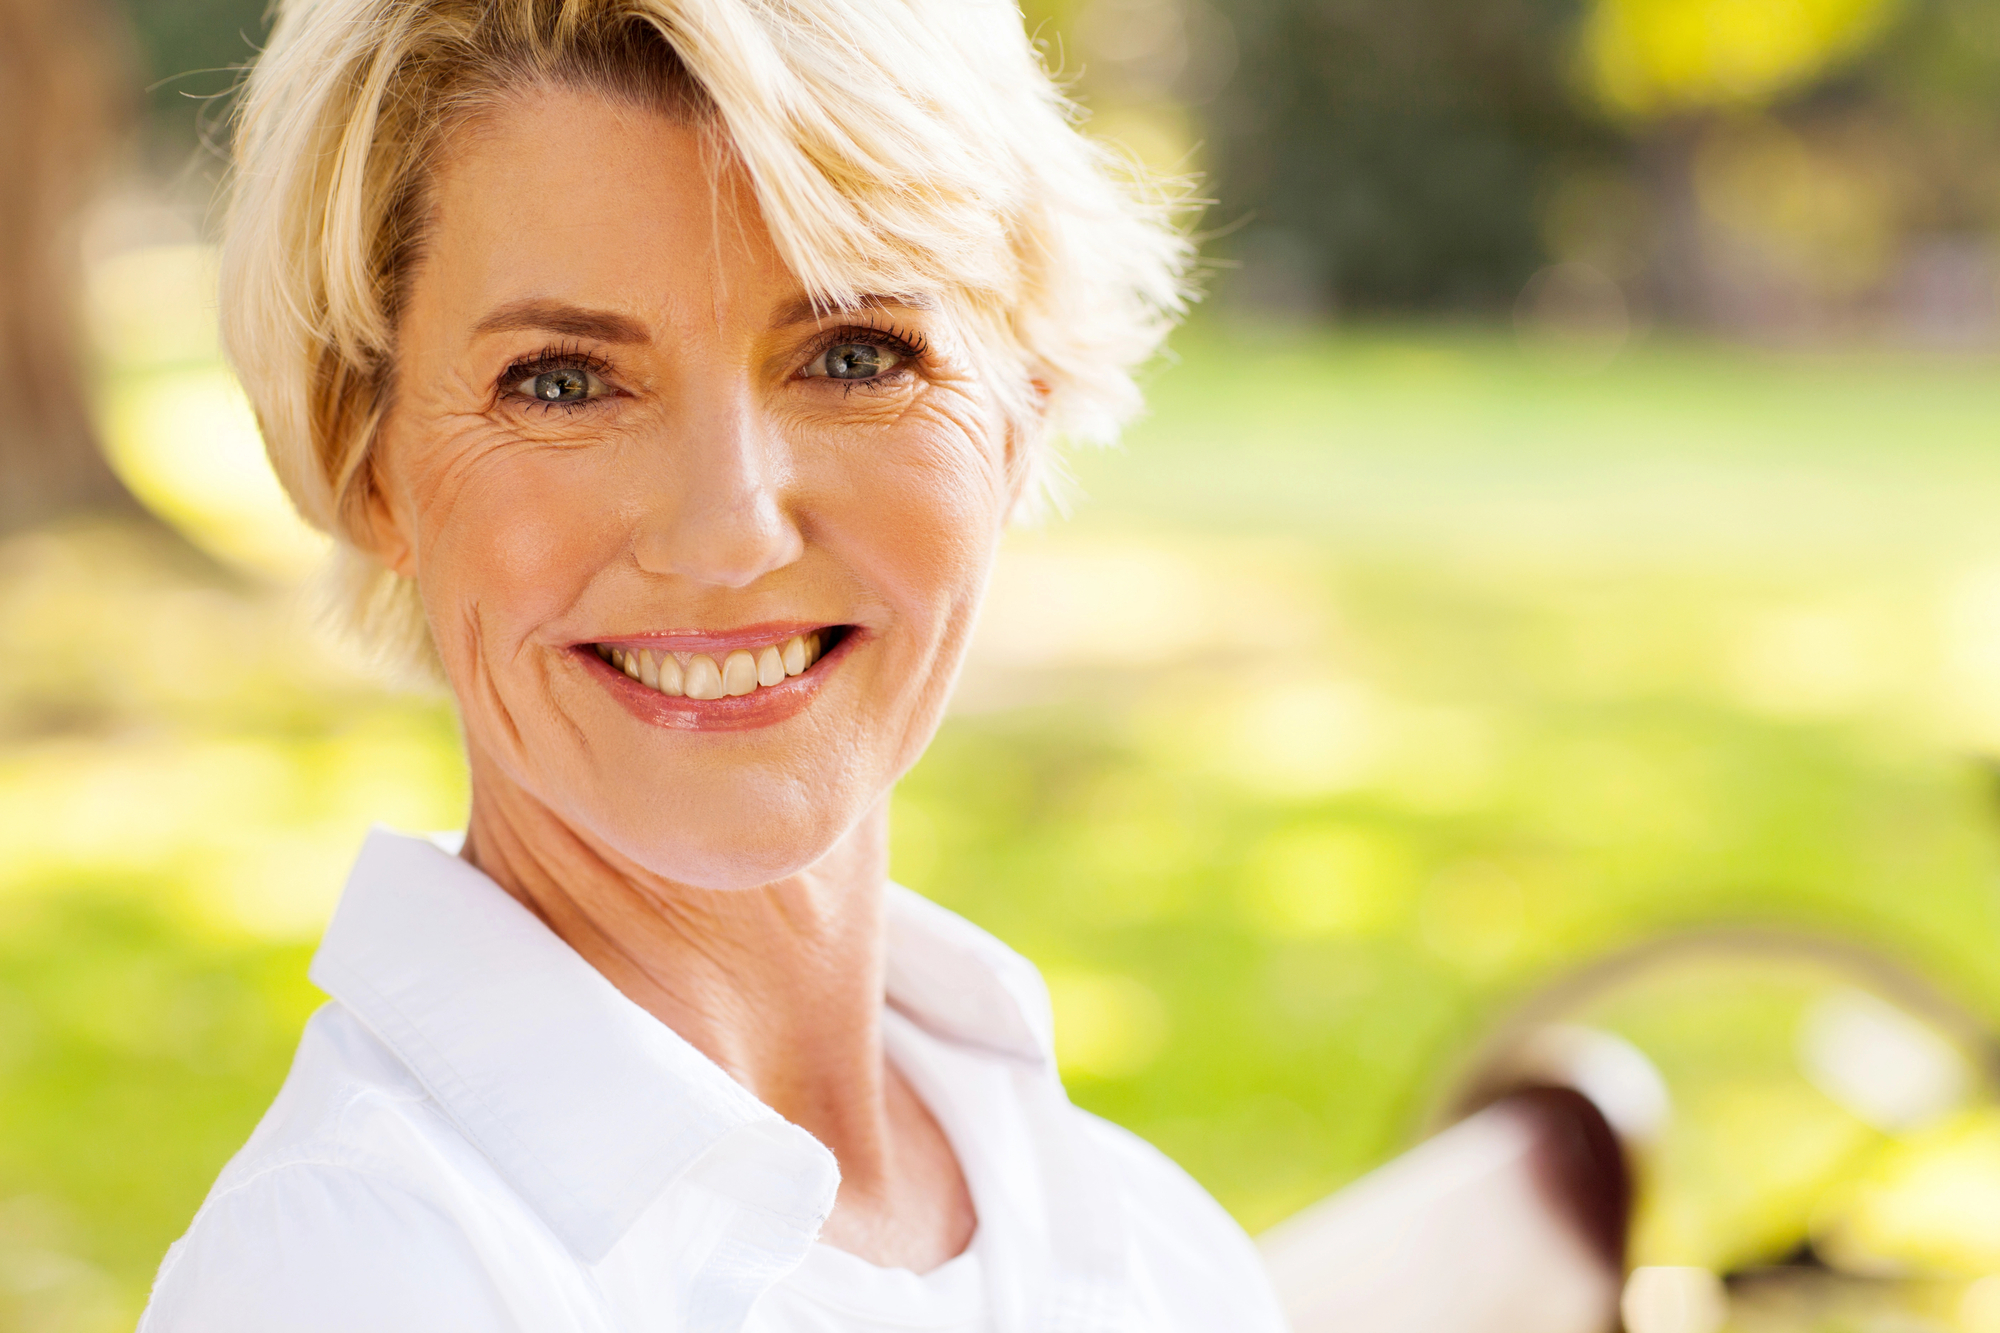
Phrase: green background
[{"left": 9, "top": 325, "right": 2000, "bottom": 1325}]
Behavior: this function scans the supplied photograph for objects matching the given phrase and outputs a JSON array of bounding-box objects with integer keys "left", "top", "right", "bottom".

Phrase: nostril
[{"left": 629, "top": 491, "right": 806, "bottom": 587}]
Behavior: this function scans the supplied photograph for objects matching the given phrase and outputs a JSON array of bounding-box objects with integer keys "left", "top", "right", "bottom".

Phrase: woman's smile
[{"left": 578, "top": 623, "right": 859, "bottom": 731}]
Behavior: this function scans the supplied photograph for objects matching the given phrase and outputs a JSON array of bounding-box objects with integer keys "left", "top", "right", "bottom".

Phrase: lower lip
[{"left": 574, "top": 632, "right": 858, "bottom": 732}]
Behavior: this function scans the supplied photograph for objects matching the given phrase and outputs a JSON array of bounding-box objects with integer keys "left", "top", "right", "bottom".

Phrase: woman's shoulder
[
  {"left": 140, "top": 1004, "right": 573, "bottom": 1332},
  {"left": 213, "top": 1002, "right": 476, "bottom": 1191},
  {"left": 140, "top": 1150, "right": 519, "bottom": 1332},
  {"left": 1072, "top": 1110, "right": 1291, "bottom": 1332},
  {"left": 1071, "top": 1108, "right": 1250, "bottom": 1243}
]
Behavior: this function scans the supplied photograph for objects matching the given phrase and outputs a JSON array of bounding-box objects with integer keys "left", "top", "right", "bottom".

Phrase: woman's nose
[{"left": 628, "top": 403, "right": 805, "bottom": 589}]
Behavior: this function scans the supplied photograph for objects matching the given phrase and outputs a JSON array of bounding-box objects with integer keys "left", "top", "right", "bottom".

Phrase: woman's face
[{"left": 370, "top": 86, "right": 1018, "bottom": 889}]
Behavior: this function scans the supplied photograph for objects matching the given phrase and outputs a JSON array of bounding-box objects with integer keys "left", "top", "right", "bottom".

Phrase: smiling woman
[{"left": 133, "top": 1, "right": 1281, "bottom": 1331}]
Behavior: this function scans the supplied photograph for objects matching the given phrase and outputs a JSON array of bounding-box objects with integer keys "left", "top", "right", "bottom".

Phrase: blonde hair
[{"left": 222, "top": 0, "right": 1195, "bottom": 675}]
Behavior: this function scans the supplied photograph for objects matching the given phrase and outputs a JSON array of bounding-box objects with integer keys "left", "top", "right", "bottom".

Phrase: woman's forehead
[
  {"left": 417, "top": 96, "right": 771, "bottom": 316},
  {"left": 415, "top": 92, "right": 949, "bottom": 344},
  {"left": 433, "top": 87, "right": 748, "bottom": 234}
]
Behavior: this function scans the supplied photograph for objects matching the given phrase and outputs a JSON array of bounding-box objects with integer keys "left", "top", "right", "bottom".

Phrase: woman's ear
[
  {"left": 1028, "top": 377, "right": 1054, "bottom": 418},
  {"left": 1001, "top": 378, "right": 1055, "bottom": 514},
  {"left": 350, "top": 458, "right": 417, "bottom": 581}
]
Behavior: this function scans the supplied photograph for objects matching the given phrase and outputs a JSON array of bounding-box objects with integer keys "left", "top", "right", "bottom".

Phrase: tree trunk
[{"left": 0, "top": 0, "right": 141, "bottom": 533}]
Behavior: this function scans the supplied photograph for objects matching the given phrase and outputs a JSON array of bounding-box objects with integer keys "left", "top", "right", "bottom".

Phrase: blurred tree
[
  {"left": 1579, "top": 0, "right": 1990, "bottom": 331},
  {"left": 1855, "top": 0, "right": 2000, "bottom": 235},
  {"left": 1190, "top": 0, "right": 1981, "bottom": 328},
  {"left": 116, "top": 0, "right": 271, "bottom": 162},
  {"left": 0, "top": 0, "right": 139, "bottom": 533},
  {"left": 1875, "top": 0, "right": 2000, "bottom": 109},
  {"left": 1201, "top": 0, "right": 1612, "bottom": 313}
]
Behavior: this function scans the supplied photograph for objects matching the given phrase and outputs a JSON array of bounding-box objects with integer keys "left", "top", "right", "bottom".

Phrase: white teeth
[
  {"left": 602, "top": 632, "right": 834, "bottom": 700},
  {"left": 722, "top": 650, "right": 758, "bottom": 696},
  {"left": 685, "top": 654, "right": 724, "bottom": 700}
]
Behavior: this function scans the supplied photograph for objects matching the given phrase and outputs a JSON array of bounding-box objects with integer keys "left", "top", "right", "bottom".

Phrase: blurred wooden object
[
  {"left": 0, "top": 0, "right": 135, "bottom": 531},
  {"left": 1261, "top": 1089, "right": 1629, "bottom": 1333}
]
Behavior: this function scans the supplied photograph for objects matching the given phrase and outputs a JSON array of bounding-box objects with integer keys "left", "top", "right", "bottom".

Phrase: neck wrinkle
[{"left": 457, "top": 742, "right": 899, "bottom": 1194}]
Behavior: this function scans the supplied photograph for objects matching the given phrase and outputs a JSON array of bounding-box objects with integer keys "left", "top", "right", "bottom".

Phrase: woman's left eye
[
  {"left": 507, "top": 365, "right": 610, "bottom": 405},
  {"left": 803, "top": 342, "right": 904, "bottom": 381}
]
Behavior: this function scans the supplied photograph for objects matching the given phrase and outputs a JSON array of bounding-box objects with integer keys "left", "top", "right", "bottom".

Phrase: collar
[{"left": 308, "top": 827, "right": 1056, "bottom": 1263}]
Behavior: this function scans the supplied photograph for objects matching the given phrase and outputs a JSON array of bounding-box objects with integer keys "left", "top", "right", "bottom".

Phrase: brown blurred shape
[{"left": 0, "top": 0, "right": 137, "bottom": 532}]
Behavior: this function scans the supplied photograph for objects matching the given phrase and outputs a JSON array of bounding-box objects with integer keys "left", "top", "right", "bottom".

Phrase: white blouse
[{"left": 139, "top": 828, "right": 1288, "bottom": 1332}]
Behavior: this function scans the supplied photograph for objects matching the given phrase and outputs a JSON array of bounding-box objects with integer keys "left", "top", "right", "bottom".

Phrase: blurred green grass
[{"left": 9, "top": 324, "right": 2000, "bottom": 1326}]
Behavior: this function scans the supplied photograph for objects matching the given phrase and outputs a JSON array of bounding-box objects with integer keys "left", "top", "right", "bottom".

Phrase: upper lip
[{"left": 579, "top": 621, "right": 844, "bottom": 655}]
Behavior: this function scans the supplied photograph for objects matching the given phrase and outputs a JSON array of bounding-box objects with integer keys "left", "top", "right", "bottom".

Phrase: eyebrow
[
  {"left": 770, "top": 292, "right": 940, "bottom": 328},
  {"left": 471, "top": 299, "right": 650, "bottom": 344}
]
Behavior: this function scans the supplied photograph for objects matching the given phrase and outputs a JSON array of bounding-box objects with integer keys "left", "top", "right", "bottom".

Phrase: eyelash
[
  {"left": 494, "top": 322, "right": 930, "bottom": 414},
  {"left": 805, "top": 322, "right": 931, "bottom": 368},
  {"left": 498, "top": 342, "right": 616, "bottom": 414},
  {"left": 804, "top": 324, "right": 930, "bottom": 399}
]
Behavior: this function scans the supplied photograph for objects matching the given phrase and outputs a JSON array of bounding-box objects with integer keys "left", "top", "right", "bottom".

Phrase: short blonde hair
[{"left": 222, "top": 0, "right": 1194, "bottom": 675}]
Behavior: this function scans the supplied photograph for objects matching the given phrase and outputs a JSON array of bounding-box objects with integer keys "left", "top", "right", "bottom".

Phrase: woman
[{"left": 140, "top": 0, "right": 1288, "bottom": 1328}]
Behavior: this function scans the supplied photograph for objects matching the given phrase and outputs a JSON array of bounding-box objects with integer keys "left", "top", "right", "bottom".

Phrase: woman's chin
[
  {"left": 590, "top": 802, "right": 853, "bottom": 893},
  {"left": 642, "top": 851, "right": 842, "bottom": 894}
]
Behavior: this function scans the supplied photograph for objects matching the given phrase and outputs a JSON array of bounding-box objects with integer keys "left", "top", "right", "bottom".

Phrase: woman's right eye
[{"left": 506, "top": 365, "right": 610, "bottom": 406}]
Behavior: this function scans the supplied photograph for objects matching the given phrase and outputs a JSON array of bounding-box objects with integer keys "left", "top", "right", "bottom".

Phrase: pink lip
[{"left": 573, "top": 625, "right": 859, "bottom": 732}]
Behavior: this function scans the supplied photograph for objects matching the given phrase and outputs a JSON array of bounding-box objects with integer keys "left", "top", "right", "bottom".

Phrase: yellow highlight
[
  {"left": 98, "top": 368, "right": 328, "bottom": 580},
  {"left": 1047, "top": 970, "right": 1170, "bottom": 1080},
  {"left": 1582, "top": 0, "right": 1904, "bottom": 117},
  {"left": 1244, "top": 824, "right": 1411, "bottom": 937},
  {"left": 86, "top": 244, "right": 327, "bottom": 581},
  {"left": 1818, "top": 1110, "right": 2000, "bottom": 1276}
]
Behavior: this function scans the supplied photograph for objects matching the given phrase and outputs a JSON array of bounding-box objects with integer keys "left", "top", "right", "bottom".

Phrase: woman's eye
[
  {"left": 805, "top": 342, "right": 904, "bottom": 381},
  {"left": 508, "top": 365, "right": 608, "bottom": 405}
]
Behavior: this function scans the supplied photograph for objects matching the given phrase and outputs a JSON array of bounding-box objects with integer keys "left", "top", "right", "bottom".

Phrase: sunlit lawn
[{"left": 7, "top": 321, "right": 2000, "bottom": 1327}]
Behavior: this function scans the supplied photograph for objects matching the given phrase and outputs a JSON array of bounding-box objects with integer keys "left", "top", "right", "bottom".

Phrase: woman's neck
[{"left": 456, "top": 748, "right": 973, "bottom": 1269}]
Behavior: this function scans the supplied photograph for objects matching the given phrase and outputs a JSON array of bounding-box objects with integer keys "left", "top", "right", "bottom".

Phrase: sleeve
[
  {"left": 1076, "top": 1111, "right": 1292, "bottom": 1333},
  {"left": 139, "top": 1163, "right": 523, "bottom": 1333}
]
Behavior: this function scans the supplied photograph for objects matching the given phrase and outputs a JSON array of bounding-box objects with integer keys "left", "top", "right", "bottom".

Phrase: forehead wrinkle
[{"left": 686, "top": 124, "right": 767, "bottom": 344}]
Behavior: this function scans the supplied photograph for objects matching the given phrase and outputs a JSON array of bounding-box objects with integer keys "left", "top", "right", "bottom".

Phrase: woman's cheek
[
  {"left": 423, "top": 445, "right": 618, "bottom": 645},
  {"left": 888, "top": 446, "right": 1009, "bottom": 621},
  {"left": 810, "top": 400, "right": 1008, "bottom": 599}
]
